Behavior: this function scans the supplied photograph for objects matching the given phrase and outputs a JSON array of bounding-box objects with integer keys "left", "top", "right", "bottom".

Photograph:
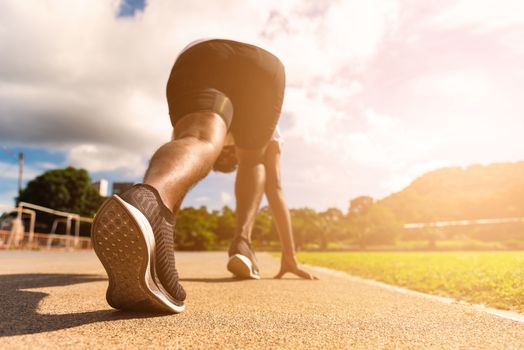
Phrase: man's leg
[
  {"left": 233, "top": 147, "right": 267, "bottom": 242},
  {"left": 144, "top": 112, "right": 228, "bottom": 212},
  {"left": 92, "top": 111, "right": 227, "bottom": 313},
  {"left": 226, "top": 146, "right": 266, "bottom": 279}
]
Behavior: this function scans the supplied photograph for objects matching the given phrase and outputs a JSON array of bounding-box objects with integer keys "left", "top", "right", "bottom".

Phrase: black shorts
[{"left": 166, "top": 39, "right": 286, "bottom": 149}]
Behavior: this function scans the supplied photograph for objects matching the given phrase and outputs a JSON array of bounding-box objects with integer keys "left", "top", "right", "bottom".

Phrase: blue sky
[
  {"left": 1, "top": 0, "right": 524, "bottom": 213},
  {"left": 0, "top": 147, "right": 65, "bottom": 206},
  {"left": 117, "top": 0, "right": 145, "bottom": 17},
  {"left": 0, "top": 145, "right": 241, "bottom": 211}
]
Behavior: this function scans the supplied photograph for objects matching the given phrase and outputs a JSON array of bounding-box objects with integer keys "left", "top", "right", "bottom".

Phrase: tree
[
  {"left": 252, "top": 206, "right": 272, "bottom": 244},
  {"left": 16, "top": 167, "right": 105, "bottom": 234},
  {"left": 175, "top": 206, "right": 218, "bottom": 250},
  {"left": 17, "top": 166, "right": 105, "bottom": 216},
  {"left": 348, "top": 203, "right": 401, "bottom": 247},
  {"left": 348, "top": 196, "right": 374, "bottom": 217},
  {"left": 290, "top": 208, "right": 324, "bottom": 250},
  {"left": 320, "top": 207, "right": 346, "bottom": 249},
  {"left": 215, "top": 206, "right": 236, "bottom": 242}
]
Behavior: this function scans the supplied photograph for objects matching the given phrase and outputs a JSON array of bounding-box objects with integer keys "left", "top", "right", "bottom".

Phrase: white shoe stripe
[{"left": 116, "top": 195, "right": 185, "bottom": 313}]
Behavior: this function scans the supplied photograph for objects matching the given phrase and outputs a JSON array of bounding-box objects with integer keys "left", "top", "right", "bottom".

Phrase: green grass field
[{"left": 296, "top": 251, "right": 524, "bottom": 313}]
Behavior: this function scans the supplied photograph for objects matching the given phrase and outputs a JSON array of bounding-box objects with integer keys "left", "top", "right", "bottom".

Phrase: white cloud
[
  {"left": 1, "top": 0, "right": 523, "bottom": 211},
  {"left": 0, "top": 0, "right": 401, "bottom": 189},
  {"left": 381, "top": 159, "right": 452, "bottom": 196},
  {"left": 500, "top": 29, "right": 524, "bottom": 56},
  {"left": 35, "top": 162, "right": 60, "bottom": 170},
  {"left": 66, "top": 144, "right": 146, "bottom": 177},
  {"left": 220, "top": 192, "right": 232, "bottom": 205},
  {"left": 414, "top": 69, "right": 491, "bottom": 100},
  {"left": 194, "top": 196, "right": 210, "bottom": 203},
  {"left": 260, "top": 0, "right": 400, "bottom": 81},
  {"left": 431, "top": 0, "right": 524, "bottom": 32},
  {"left": 0, "top": 161, "right": 42, "bottom": 181},
  {"left": 321, "top": 0, "right": 399, "bottom": 64},
  {"left": 0, "top": 160, "right": 51, "bottom": 209}
]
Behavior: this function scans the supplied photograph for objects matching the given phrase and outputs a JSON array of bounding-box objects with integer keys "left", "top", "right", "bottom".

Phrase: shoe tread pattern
[{"left": 91, "top": 197, "right": 171, "bottom": 312}]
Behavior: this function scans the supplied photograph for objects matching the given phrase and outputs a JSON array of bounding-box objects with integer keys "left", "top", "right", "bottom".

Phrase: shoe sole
[
  {"left": 91, "top": 195, "right": 184, "bottom": 313},
  {"left": 227, "top": 254, "right": 260, "bottom": 279}
]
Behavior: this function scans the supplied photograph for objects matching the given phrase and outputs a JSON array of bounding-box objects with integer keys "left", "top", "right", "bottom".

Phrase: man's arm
[{"left": 263, "top": 140, "right": 318, "bottom": 280}]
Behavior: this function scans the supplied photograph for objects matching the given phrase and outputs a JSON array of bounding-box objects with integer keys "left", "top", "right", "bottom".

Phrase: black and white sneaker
[
  {"left": 92, "top": 184, "right": 185, "bottom": 313},
  {"left": 227, "top": 237, "right": 260, "bottom": 279}
]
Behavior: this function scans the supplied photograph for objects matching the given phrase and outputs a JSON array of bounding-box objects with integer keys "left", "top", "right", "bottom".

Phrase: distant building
[
  {"left": 112, "top": 182, "right": 134, "bottom": 195},
  {"left": 92, "top": 179, "right": 109, "bottom": 197}
]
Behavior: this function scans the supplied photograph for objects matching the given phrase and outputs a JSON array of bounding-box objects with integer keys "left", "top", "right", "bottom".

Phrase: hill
[{"left": 380, "top": 161, "right": 524, "bottom": 223}]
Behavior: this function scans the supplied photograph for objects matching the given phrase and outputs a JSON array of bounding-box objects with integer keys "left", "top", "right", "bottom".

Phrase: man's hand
[{"left": 274, "top": 254, "right": 319, "bottom": 280}]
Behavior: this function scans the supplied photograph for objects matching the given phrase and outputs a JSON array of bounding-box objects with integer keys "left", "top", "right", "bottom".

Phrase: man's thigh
[{"left": 230, "top": 57, "right": 285, "bottom": 150}]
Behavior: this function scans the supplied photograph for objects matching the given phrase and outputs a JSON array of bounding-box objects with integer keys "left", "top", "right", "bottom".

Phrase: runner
[{"left": 91, "top": 39, "right": 316, "bottom": 314}]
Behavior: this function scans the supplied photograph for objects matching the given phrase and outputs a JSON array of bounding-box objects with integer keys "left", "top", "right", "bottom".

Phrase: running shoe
[
  {"left": 92, "top": 184, "right": 185, "bottom": 313},
  {"left": 227, "top": 236, "right": 260, "bottom": 279}
]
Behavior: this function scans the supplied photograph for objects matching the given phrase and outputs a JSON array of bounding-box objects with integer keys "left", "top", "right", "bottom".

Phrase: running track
[{"left": 1, "top": 251, "right": 523, "bottom": 349}]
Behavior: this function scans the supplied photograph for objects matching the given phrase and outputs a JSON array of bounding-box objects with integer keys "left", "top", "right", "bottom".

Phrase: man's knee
[{"left": 236, "top": 147, "right": 266, "bottom": 167}]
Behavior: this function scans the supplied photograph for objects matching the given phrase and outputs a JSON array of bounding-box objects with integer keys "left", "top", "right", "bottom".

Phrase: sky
[{"left": 1, "top": 0, "right": 524, "bottom": 212}]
